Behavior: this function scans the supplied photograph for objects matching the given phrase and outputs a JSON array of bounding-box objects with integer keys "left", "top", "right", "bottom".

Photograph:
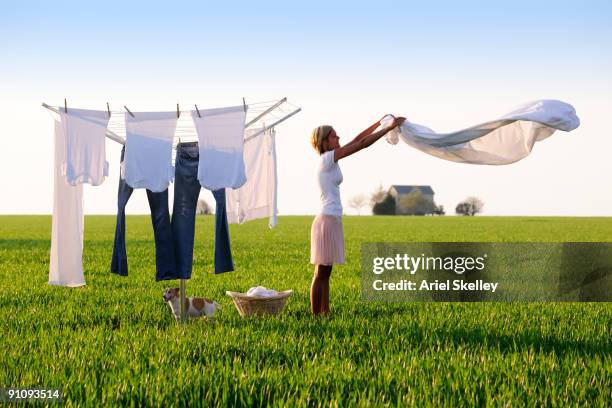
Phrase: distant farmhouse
[{"left": 389, "top": 185, "right": 436, "bottom": 215}]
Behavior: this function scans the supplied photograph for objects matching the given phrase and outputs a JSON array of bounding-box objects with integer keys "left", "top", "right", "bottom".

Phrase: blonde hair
[{"left": 310, "top": 125, "right": 333, "bottom": 155}]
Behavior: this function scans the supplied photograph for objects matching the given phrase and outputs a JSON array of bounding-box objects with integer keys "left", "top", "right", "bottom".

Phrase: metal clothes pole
[
  {"left": 179, "top": 279, "right": 186, "bottom": 322},
  {"left": 245, "top": 97, "right": 287, "bottom": 128},
  {"left": 244, "top": 107, "right": 302, "bottom": 142}
]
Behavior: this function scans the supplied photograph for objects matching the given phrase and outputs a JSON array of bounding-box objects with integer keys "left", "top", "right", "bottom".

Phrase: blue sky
[
  {"left": 3, "top": 1, "right": 611, "bottom": 80},
  {"left": 1, "top": 1, "right": 611, "bottom": 215}
]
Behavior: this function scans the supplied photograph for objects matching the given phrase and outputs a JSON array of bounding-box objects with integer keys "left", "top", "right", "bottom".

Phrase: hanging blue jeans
[
  {"left": 172, "top": 142, "right": 234, "bottom": 278},
  {"left": 111, "top": 147, "right": 177, "bottom": 281}
]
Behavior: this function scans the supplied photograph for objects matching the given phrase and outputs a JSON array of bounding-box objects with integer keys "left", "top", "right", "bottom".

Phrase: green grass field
[{"left": 1, "top": 215, "right": 611, "bottom": 406}]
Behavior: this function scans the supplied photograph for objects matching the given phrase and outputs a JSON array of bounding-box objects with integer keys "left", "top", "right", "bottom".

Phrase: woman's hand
[
  {"left": 391, "top": 116, "right": 406, "bottom": 128},
  {"left": 378, "top": 114, "right": 404, "bottom": 130},
  {"left": 334, "top": 115, "right": 406, "bottom": 161}
]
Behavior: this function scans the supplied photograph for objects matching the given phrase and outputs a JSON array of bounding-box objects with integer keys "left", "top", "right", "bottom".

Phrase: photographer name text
[{"left": 372, "top": 279, "right": 498, "bottom": 292}]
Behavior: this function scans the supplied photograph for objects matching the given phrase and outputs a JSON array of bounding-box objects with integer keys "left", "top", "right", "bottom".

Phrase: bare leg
[
  {"left": 321, "top": 265, "right": 332, "bottom": 314},
  {"left": 310, "top": 266, "right": 322, "bottom": 315},
  {"left": 311, "top": 264, "right": 332, "bottom": 315}
]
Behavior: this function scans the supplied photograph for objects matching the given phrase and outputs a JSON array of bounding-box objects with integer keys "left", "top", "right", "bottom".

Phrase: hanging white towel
[
  {"left": 123, "top": 112, "right": 177, "bottom": 192},
  {"left": 59, "top": 108, "right": 110, "bottom": 185},
  {"left": 226, "top": 127, "right": 278, "bottom": 228},
  {"left": 382, "top": 99, "right": 580, "bottom": 165},
  {"left": 49, "top": 120, "right": 85, "bottom": 287},
  {"left": 191, "top": 105, "right": 247, "bottom": 190}
]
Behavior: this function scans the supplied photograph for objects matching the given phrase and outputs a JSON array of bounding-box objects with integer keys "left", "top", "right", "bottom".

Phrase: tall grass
[{"left": 0, "top": 215, "right": 610, "bottom": 406}]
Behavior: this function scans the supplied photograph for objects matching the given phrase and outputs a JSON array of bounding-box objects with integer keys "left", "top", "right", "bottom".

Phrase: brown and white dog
[{"left": 163, "top": 288, "right": 221, "bottom": 322}]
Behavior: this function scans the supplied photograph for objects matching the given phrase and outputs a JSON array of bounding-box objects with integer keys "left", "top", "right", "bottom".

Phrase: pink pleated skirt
[{"left": 310, "top": 214, "right": 345, "bottom": 265}]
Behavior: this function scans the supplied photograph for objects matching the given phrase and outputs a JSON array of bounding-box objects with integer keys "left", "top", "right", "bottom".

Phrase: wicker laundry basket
[{"left": 226, "top": 290, "right": 293, "bottom": 317}]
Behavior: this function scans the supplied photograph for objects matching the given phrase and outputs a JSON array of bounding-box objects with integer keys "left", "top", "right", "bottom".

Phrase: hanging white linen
[
  {"left": 59, "top": 108, "right": 110, "bottom": 185},
  {"left": 49, "top": 120, "right": 85, "bottom": 287},
  {"left": 122, "top": 111, "right": 177, "bottom": 192},
  {"left": 191, "top": 105, "right": 247, "bottom": 190},
  {"left": 382, "top": 99, "right": 580, "bottom": 165},
  {"left": 226, "top": 127, "right": 278, "bottom": 227}
]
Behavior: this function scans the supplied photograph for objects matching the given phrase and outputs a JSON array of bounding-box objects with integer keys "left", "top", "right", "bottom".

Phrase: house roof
[{"left": 390, "top": 185, "right": 435, "bottom": 195}]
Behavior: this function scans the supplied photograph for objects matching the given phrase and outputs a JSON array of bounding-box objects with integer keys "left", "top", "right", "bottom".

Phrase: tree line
[{"left": 348, "top": 184, "right": 483, "bottom": 216}]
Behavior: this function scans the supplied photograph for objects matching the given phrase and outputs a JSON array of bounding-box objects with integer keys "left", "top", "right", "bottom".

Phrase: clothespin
[
  {"left": 64, "top": 98, "right": 68, "bottom": 113},
  {"left": 242, "top": 97, "right": 247, "bottom": 113},
  {"left": 106, "top": 102, "right": 111, "bottom": 118},
  {"left": 177, "top": 103, "right": 180, "bottom": 118},
  {"left": 124, "top": 105, "right": 135, "bottom": 118},
  {"left": 195, "top": 104, "right": 201, "bottom": 118}
]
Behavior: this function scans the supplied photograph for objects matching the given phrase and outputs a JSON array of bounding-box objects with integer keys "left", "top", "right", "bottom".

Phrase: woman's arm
[
  {"left": 334, "top": 117, "right": 405, "bottom": 162},
  {"left": 344, "top": 117, "right": 387, "bottom": 147}
]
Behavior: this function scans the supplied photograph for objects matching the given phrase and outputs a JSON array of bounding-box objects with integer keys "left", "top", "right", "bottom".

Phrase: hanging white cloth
[
  {"left": 381, "top": 99, "right": 580, "bottom": 165},
  {"left": 226, "top": 127, "right": 278, "bottom": 227},
  {"left": 122, "top": 112, "right": 177, "bottom": 192},
  {"left": 49, "top": 120, "right": 85, "bottom": 287},
  {"left": 191, "top": 105, "right": 247, "bottom": 190},
  {"left": 59, "top": 108, "right": 110, "bottom": 185}
]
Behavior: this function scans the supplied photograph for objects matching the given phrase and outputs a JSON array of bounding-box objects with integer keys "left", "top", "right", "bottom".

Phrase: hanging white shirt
[
  {"left": 381, "top": 99, "right": 580, "bottom": 165},
  {"left": 49, "top": 120, "right": 85, "bottom": 287},
  {"left": 192, "top": 105, "right": 247, "bottom": 190},
  {"left": 226, "top": 127, "right": 278, "bottom": 227},
  {"left": 59, "top": 108, "right": 110, "bottom": 185},
  {"left": 122, "top": 111, "right": 177, "bottom": 192}
]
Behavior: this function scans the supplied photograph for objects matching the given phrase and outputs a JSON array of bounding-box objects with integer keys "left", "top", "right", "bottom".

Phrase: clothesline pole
[
  {"left": 244, "top": 97, "right": 287, "bottom": 128},
  {"left": 179, "top": 279, "right": 187, "bottom": 322},
  {"left": 244, "top": 107, "right": 302, "bottom": 142}
]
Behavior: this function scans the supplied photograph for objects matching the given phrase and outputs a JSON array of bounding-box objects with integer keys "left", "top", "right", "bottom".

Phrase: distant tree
[
  {"left": 455, "top": 196, "right": 484, "bottom": 216},
  {"left": 465, "top": 196, "right": 484, "bottom": 215},
  {"left": 433, "top": 204, "right": 445, "bottom": 216},
  {"left": 370, "top": 182, "right": 387, "bottom": 210},
  {"left": 373, "top": 193, "right": 396, "bottom": 215},
  {"left": 196, "top": 199, "right": 212, "bottom": 215},
  {"left": 455, "top": 202, "right": 471, "bottom": 216},
  {"left": 348, "top": 194, "right": 368, "bottom": 215}
]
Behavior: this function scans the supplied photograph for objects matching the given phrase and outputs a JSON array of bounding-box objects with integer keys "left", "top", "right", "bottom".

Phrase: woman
[{"left": 309, "top": 115, "right": 405, "bottom": 315}]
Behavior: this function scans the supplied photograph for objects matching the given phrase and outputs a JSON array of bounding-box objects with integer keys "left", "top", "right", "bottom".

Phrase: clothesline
[
  {"left": 98, "top": 100, "right": 288, "bottom": 117},
  {"left": 42, "top": 97, "right": 301, "bottom": 146},
  {"left": 245, "top": 108, "right": 301, "bottom": 142},
  {"left": 98, "top": 105, "right": 283, "bottom": 115}
]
